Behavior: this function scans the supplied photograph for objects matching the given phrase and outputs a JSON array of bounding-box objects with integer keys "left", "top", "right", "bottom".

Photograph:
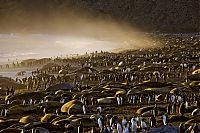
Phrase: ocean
[
  {"left": 0, "top": 33, "right": 119, "bottom": 65},
  {"left": 0, "top": 70, "right": 32, "bottom": 79}
]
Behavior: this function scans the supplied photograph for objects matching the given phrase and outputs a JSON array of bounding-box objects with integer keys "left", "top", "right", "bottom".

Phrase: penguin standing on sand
[
  {"left": 116, "top": 121, "right": 122, "bottom": 133},
  {"left": 153, "top": 104, "right": 158, "bottom": 117},
  {"left": 131, "top": 117, "right": 137, "bottom": 133},
  {"left": 82, "top": 105, "right": 86, "bottom": 115},
  {"left": 179, "top": 103, "right": 185, "bottom": 115}
]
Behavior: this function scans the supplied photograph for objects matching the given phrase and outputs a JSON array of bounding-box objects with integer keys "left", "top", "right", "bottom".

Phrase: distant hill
[{"left": 0, "top": 0, "right": 199, "bottom": 33}]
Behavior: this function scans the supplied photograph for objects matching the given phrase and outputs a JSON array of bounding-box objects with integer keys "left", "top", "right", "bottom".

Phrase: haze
[{"left": 0, "top": 7, "right": 160, "bottom": 64}]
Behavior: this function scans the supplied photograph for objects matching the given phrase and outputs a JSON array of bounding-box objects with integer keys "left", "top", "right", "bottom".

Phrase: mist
[{"left": 0, "top": 7, "right": 161, "bottom": 64}]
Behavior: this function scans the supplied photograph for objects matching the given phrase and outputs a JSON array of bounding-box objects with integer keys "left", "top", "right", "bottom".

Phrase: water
[
  {"left": 0, "top": 70, "right": 32, "bottom": 79},
  {"left": 0, "top": 33, "right": 122, "bottom": 79},
  {"left": 1, "top": 33, "right": 198, "bottom": 65},
  {"left": 0, "top": 33, "right": 120, "bottom": 64}
]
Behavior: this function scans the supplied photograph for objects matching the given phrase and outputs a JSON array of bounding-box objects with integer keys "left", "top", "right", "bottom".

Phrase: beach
[{"left": 0, "top": 34, "right": 199, "bottom": 133}]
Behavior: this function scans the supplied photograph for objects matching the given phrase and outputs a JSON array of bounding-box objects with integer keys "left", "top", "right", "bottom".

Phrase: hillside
[{"left": 0, "top": 0, "right": 199, "bottom": 33}]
